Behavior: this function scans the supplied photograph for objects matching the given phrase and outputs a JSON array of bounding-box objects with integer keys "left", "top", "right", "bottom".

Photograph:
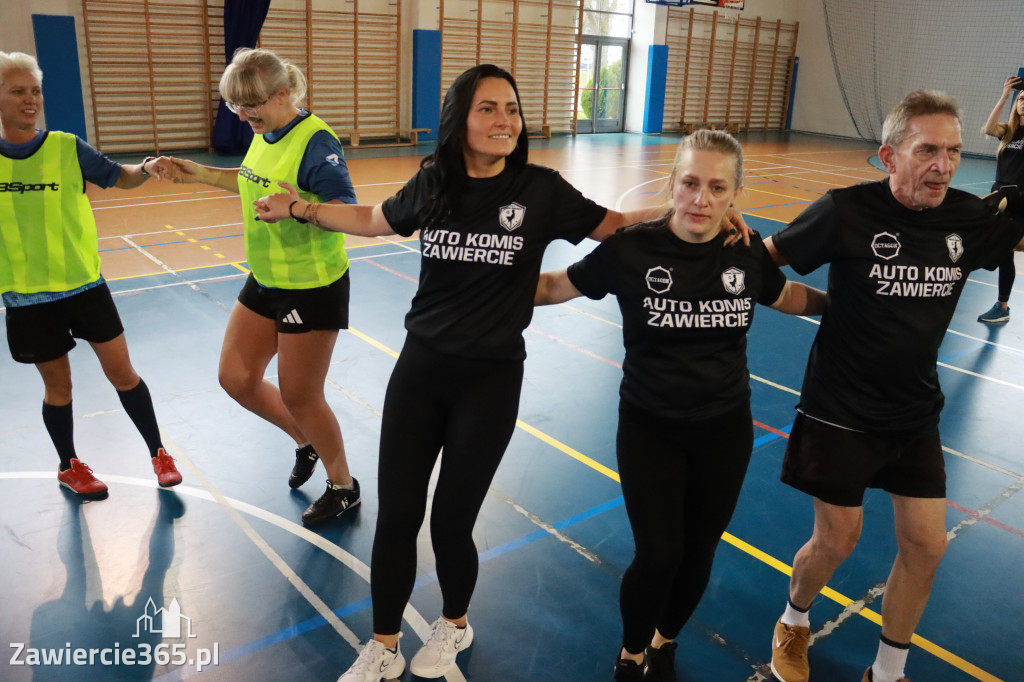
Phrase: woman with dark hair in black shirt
[
  {"left": 536, "top": 130, "right": 826, "bottom": 682},
  {"left": 254, "top": 64, "right": 735, "bottom": 682}
]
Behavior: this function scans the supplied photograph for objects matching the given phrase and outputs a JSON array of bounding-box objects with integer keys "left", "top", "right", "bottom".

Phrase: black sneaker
[
  {"left": 301, "top": 478, "right": 360, "bottom": 525},
  {"left": 644, "top": 642, "right": 677, "bottom": 681},
  {"left": 289, "top": 444, "right": 319, "bottom": 489},
  {"left": 613, "top": 657, "right": 645, "bottom": 682}
]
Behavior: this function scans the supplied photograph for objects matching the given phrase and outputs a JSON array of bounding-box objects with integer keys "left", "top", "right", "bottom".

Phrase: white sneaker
[
  {"left": 409, "top": 617, "right": 474, "bottom": 678},
  {"left": 338, "top": 639, "right": 405, "bottom": 682}
]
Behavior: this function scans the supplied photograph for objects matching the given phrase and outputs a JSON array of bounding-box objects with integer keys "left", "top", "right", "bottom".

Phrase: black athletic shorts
[
  {"left": 5, "top": 283, "right": 125, "bottom": 364},
  {"left": 780, "top": 412, "right": 946, "bottom": 507},
  {"left": 237, "top": 270, "right": 350, "bottom": 333}
]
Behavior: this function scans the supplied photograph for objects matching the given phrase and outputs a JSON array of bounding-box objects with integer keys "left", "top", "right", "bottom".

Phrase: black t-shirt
[
  {"left": 995, "top": 127, "right": 1024, "bottom": 193},
  {"left": 773, "top": 179, "right": 1024, "bottom": 434},
  {"left": 567, "top": 220, "right": 787, "bottom": 421},
  {"left": 382, "top": 162, "right": 608, "bottom": 360}
]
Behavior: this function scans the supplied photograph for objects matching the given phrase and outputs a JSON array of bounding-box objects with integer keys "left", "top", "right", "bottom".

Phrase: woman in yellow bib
[
  {"left": 171, "top": 49, "right": 359, "bottom": 525},
  {"left": 0, "top": 52, "right": 182, "bottom": 497}
]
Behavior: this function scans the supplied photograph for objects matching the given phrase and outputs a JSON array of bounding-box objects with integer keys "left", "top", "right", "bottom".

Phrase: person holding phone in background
[{"left": 977, "top": 74, "right": 1024, "bottom": 323}]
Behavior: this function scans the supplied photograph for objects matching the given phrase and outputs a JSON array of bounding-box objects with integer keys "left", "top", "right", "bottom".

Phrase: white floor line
[
  {"left": 93, "top": 195, "right": 240, "bottom": 211},
  {"left": 0, "top": 459, "right": 461, "bottom": 679},
  {"left": 98, "top": 221, "right": 244, "bottom": 240},
  {"left": 158, "top": 441, "right": 461, "bottom": 680},
  {"left": 552, "top": 300, "right": 1023, "bottom": 476},
  {"left": 119, "top": 236, "right": 230, "bottom": 311},
  {"left": 160, "top": 437, "right": 364, "bottom": 651},
  {"left": 90, "top": 189, "right": 228, "bottom": 205},
  {"left": 945, "top": 325, "right": 1024, "bottom": 355},
  {"left": 487, "top": 488, "right": 602, "bottom": 564}
]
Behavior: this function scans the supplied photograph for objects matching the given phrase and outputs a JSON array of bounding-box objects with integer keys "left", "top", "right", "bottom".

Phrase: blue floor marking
[
  {"left": 99, "top": 233, "right": 244, "bottom": 254},
  {"left": 745, "top": 200, "right": 812, "bottom": 211},
  {"left": 939, "top": 341, "right": 986, "bottom": 364},
  {"left": 753, "top": 422, "right": 794, "bottom": 449},
  {"left": 189, "top": 495, "right": 631, "bottom": 671},
  {"left": 551, "top": 495, "right": 625, "bottom": 530}
]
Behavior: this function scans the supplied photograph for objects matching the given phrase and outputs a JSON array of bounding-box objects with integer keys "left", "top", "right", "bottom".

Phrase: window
[{"left": 582, "top": 0, "right": 632, "bottom": 38}]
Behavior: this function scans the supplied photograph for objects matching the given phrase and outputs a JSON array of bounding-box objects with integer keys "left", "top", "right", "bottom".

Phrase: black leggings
[
  {"left": 371, "top": 335, "right": 523, "bottom": 635},
  {"left": 617, "top": 401, "right": 753, "bottom": 655},
  {"left": 993, "top": 181, "right": 1019, "bottom": 302}
]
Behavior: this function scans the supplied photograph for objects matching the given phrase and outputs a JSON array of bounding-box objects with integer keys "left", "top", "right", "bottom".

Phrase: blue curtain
[{"left": 211, "top": 0, "right": 272, "bottom": 154}]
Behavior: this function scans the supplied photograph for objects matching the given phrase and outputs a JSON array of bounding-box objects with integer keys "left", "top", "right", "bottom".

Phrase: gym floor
[{"left": 0, "top": 131, "right": 1021, "bottom": 682}]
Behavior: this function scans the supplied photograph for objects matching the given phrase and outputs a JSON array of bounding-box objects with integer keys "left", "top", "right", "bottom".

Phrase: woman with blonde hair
[
  {"left": 171, "top": 48, "right": 360, "bottom": 524},
  {"left": 977, "top": 75, "right": 1024, "bottom": 323},
  {"left": 0, "top": 51, "right": 182, "bottom": 496},
  {"left": 535, "top": 129, "right": 826, "bottom": 681}
]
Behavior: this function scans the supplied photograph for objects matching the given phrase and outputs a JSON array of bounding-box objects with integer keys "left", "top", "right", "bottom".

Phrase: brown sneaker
[
  {"left": 770, "top": 618, "right": 810, "bottom": 682},
  {"left": 862, "top": 667, "right": 910, "bottom": 682}
]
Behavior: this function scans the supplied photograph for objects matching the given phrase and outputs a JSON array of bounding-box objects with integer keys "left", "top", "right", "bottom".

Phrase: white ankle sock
[
  {"left": 781, "top": 599, "right": 810, "bottom": 628},
  {"left": 871, "top": 637, "right": 909, "bottom": 682}
]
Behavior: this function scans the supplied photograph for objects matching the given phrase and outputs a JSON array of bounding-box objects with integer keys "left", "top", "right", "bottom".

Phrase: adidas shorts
[
  {"left": 780, "top": 412, "right": 945, "bottom": 507},
  {"left": 238, "top": 271, "right": 350, "bottom": 334},
  {"left": 5, "top": 283, "right": 125, "bottom": 364}
]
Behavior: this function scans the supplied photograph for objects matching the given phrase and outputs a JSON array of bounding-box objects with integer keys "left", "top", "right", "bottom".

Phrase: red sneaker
[
  {"left": 58, "top": 459, "right": 108, "bottom": 498},
  {"left": 152, "top": 449, "right": 183, "bottom": 487}
]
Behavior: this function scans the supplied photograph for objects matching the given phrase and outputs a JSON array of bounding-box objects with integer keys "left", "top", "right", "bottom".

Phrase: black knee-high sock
[
  {"left": 117, "top": 378, "right": 163, "bottom": 457},
  {"left": 42, "top": 401, "right": 77, "bottom": 470}
]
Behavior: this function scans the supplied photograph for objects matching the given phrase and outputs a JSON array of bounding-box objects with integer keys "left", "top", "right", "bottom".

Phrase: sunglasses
[{"left": 225, "top": 98, "right": 269, "bottom": 117}]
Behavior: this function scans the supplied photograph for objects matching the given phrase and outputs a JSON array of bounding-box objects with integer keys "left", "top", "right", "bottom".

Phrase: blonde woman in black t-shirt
[
  {"left": 978, "top": 75, "right": 1024, "bottom": 323},
  {"left": 253, "top": 64, "right": 732, "bottom": 682},
  {"left": 535, "top": 130, "right": 826, "bottom": 682}
]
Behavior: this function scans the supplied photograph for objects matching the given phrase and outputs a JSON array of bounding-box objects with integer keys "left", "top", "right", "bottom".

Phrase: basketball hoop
[{"left": 644, "top": 0, "right": 745, "bottom": 8}]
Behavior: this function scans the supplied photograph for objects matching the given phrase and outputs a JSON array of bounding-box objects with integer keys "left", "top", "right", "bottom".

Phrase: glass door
[{"left": 576, "top": 38, "right": 628, "bottom": 133}]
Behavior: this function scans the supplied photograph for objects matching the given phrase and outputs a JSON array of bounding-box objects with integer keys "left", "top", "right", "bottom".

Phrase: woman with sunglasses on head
[
  {"left": 254, "top": 64, "right": 743, "bottom": 682},
  {"left": 535, "top": 130, "right": 826, "bottom": 682},
  {"left": 170, "top": 48, "right": 359, "bottom": 525}
]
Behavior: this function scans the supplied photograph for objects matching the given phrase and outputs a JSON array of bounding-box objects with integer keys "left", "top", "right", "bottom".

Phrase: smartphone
[{"left": 1012, "top": 79, "right": 1024, "bottom": 91}]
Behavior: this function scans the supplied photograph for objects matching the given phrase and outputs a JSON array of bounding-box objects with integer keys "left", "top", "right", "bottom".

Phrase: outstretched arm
[
  {"left": 982, "top": 76, "right": 1020, "bottom": 138},
  {"left": 535, "top": 269, "right": 583, "bottom": 306},
  {"left": 113, "top": 156, "right": 180, "bottom": 190},
  {"left": 763, "top": 235, "right": 788, "bottom": 266},
  {"left": 254, "top": 182, "right": 395, "bottom": 237},
  {"left": 587, "top": 205, "right": 752, "bottom": 246},
  {"left": 168, "top": 157, "right": 242, "bottom": 193},
  {"left": 770, "top": 281, "right": 826, "bottom": 316},
  {"left": 586, "top": 205, "right": 668, "bottom": 242}
]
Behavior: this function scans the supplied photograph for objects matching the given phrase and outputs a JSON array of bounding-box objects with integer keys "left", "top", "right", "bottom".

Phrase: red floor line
[
  {"left": 945, "top": 499, "right": 1024, "bottom": 540},
  {"left": 753, "top": 419, "right": 790, "bottom": 438},
  {"left": 525, "top": 327, "right": 624, "bottom": 370},
  {"left": 363, "top": 258, "right": 418, "bottom": 284},
  {"left": 749, "top": 420, "right": 1024, "bottom": 541}
]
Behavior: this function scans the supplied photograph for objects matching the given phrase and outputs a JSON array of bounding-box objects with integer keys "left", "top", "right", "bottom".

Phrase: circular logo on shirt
[
  {"left": 871, "top": 232, "right": 901, "bottom": 260},
  {"left": 645, "top": 266, "right": 673, "bottom": 294}
]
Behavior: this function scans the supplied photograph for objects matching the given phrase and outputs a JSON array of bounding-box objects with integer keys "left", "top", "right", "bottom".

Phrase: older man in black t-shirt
[{"left": 763, "top": 91, "right": 1024, "bottom": 682}]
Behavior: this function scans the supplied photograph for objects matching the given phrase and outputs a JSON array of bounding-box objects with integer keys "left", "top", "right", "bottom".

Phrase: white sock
[
  {"left": 780, "top": 599, "right": 810, "bottom": 628},
  {"left": 871, "top": 637, "right": 909, "bottom": 682},
  {"left": 329, "top": 480, "right": 356, "bottom": 491}
]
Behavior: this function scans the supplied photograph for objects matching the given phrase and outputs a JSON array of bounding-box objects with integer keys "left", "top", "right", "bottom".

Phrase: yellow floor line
[{"left": 344, "top": 329, "right": 1003, "bottom": 682}]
